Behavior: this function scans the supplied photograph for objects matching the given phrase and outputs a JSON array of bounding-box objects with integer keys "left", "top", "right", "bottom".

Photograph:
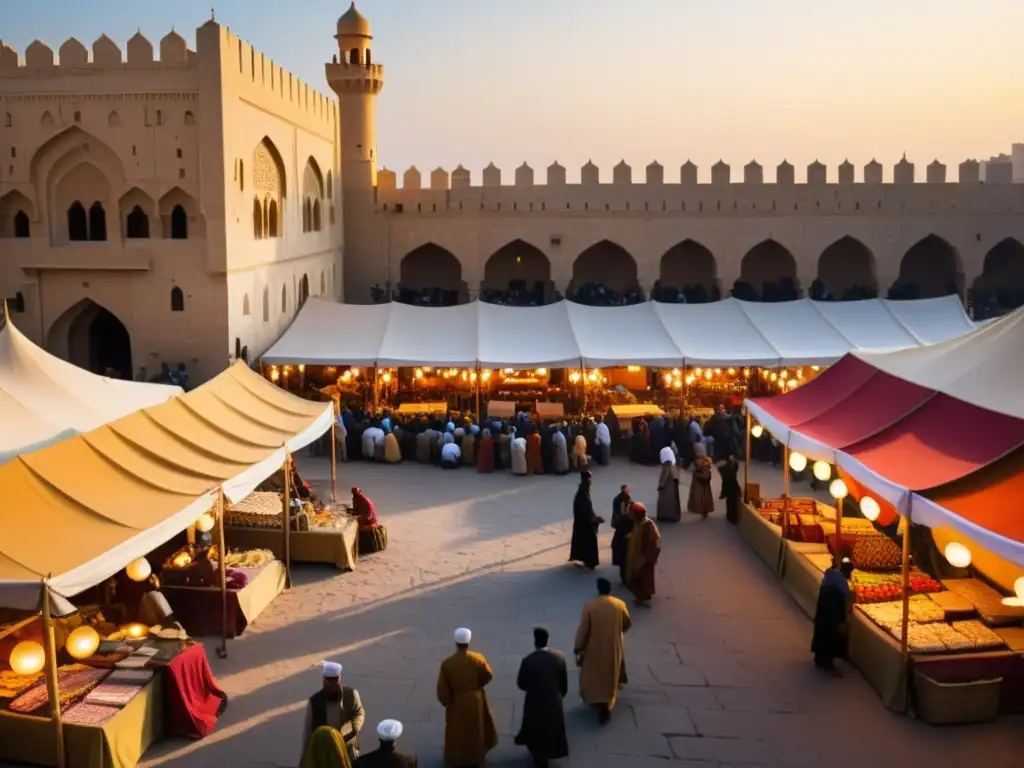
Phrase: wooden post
[
  {"left": 215, "top": 491, "right": 229, "bottom": 659},
  {"left": 372, "top": 366, "right": 379, "bottom": 415},
  {"left": 329, "top": 400, "right": 338, "bottom": 504},
  {"left": 899, "top": 497, "right": 913, "bottom": 657},
  {"left": 580, "top": 358, "right": 586, "bottom": 415},
  {"left": 40, "top": 581, "right": 66, "bottom": 768},
  {"left": 281, "top": 450, "right": 292, "bottom": 589},
  {"left": 474, "top": 363, "right": 481, "bottom": 419},
  {"left": 744, "top": 409, "right": 751, "bottom": 502},
  {"left": 782, "top": 445, "right": 790, "bottom": 499}
]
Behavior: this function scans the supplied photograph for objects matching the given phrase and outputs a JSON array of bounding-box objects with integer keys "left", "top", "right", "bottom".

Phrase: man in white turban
[
  {"left": 301, "top": 661, "right": 365, "bottom": 764},
  {"left": 353, "top": 719, "right": 418, "bottom": 766},
  {"left": 436, "top": 629, "right": 498, "bottom": 767}
]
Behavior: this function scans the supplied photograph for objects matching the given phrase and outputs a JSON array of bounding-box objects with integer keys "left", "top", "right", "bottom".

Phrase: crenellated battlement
[
  {"left": 377, "top": 157, "right": 995, "bottom": 191},
  {"left": 0, "top": 31, "right": 196, "bottom": 74}
]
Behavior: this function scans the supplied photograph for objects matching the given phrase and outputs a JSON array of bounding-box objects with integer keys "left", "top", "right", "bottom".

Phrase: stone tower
[{"left": 326, "top": 2, "right": 386, "bottom": 301}]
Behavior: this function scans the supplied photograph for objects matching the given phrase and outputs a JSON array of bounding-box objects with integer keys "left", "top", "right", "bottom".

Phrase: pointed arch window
[
  {"left": 170, "top": 204, "right": 188, "bottom": 239},
  {"left": 320, "top": 271, "right": 325, "bottom": 295},
  {"left": 184, "top": 111, "right": 195, "bottom": 126},
  {"left": 13, "top": 211, "right": 29, "bottom": 238},
  {"left": 262, "top": 287, "right": 270, "bottom": 322},
  {"left": 326, "top": 171, "right": 333, "bottom": 199},
  {"left": 281, "top": 284, "right": 287, "bottom": 313},
  {"left": 242, "top": 294, "right": 251, "bottom": 316},
  {"left": 349, "top": 48, "right": 360, "bottom": 65},
  {"left": 252, "top": 198, "right": 264, "bottom": 239},
  {"left": 88, "top": 202, "right": 107, "bottom": 241},
  {"left": 267, "top": 200, "right": 279, "bottom": 237},
  {"left": 312, "top": 200, "right": 321, "bottom": 232},
  {"left": 303, "top": 199, "right": 311, "bottom": 233},
  {"left": 171, "top": 286, "right": 185, "bottom": 312},
  {"left": 126, "top": 205, "right": 149, "bottom": 238},
  {"left": 68, "top": 201, "right": 87, "bottom": 241}
]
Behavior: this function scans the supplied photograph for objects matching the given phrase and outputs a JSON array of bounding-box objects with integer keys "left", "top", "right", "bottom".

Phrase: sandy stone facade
[{"left": 0, "top": 19, "right": 342, "bottom": 382}]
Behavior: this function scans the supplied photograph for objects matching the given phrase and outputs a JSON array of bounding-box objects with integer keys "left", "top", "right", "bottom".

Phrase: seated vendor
[
  {"left": 290, "top": 458, "right": 315, "bottom": 501},
  {"left": 351, "top": 486, "right": 388, "bottom": 554}
]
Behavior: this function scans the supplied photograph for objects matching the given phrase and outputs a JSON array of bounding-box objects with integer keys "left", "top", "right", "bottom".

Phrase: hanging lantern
[
  {"left": 750, "top": 424, "right": 764, "bottom": 438},
  {"left": 860, "top": 496, "right": 881, "bottom": 522},
  {"left": 9, "top": 640, "right": 45, "bottom": 676},
  {"left": 829, "top": 479, "right": 848, "bottom": 500},
  {"left": 298, "top": 364, "right": 305, "bottom": 373},
  {"left": 382, "top": 372, "right": 392, "bottom": 383},
  {"left": 126, "top": 557, "right": 152, "bottom": 582},
  {"left": 944, "top": 542, "right": 972, "bottom": 569},
  {"left": 536, "top": 368, "right": 547, "bottom": 375},
  {"left": 195, "top": 512, "right": 215, "bottom": 534},
  {"left": 788, "top": 452, "right": 808, "bottom": 472},
  {"left": 812, "top": 461, "right": 832, "bottom": 482},
  {"left": 66, "top": 626, "right": 100, "bottom": 660},
  {"left": 123, "top": 623, "right": 149, "bottom": 640},
  {"left": 663, "top": 373, "right": 673, "bottom": 385}
]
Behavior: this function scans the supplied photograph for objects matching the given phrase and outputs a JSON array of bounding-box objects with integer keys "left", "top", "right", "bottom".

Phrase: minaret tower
[{"left": 326, "top": 2, "right": 384, "bottom": 194}]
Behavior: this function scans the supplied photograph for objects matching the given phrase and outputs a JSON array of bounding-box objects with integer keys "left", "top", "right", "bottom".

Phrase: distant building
[{"left": 981, "top": 144, "right": 1024, "bottom": 183}]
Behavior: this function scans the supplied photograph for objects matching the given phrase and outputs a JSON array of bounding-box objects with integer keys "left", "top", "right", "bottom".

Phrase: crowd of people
[
  {"left": 729, "top": 278, "right": 801, "bottom": 302},
  {"left": 567, "top": 282, "right": 644, "bottom": 306},
  {"left": 135, "top": 361, "right": 191, "bottom": 390},
  {"left": 650, "top": 282, "right": 721, "bottom": 303},
  {"left": 479, "top": 280, "right": 559, "bottom": 306},
  {"left": 370, "top": 284, "right": 462, "bottom": 307}
]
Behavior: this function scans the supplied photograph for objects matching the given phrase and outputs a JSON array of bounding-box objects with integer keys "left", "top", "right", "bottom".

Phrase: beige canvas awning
[{"left": 0, "top": 362, "right": 332, "bottom": 610}]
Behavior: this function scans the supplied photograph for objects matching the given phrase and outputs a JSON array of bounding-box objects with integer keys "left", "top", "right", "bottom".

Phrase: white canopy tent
[
  {"left": 263, "top": 296, "right": 979, "bottom": 369},
  {"left": 0, "top": 316, "right": 181, "bottom": 464}
]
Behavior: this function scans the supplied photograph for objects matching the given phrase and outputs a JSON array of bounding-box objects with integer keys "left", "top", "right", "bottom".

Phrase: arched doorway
[
  {"left": 891, "top": 235, "right": 963, "bottom": 300},
  {"left": 657, "top": 239, "right": 718, "bottom": 302},
  {"left": 482, "top": 239, "right": 554, "bottom": 305},
  {"left": 736, "top": 239, "right": 799, "bottom": 301},
  {"left": 299, "top": 274, "right": 310, "bottom": 306},
  {"left": 398, "top": 243, "right": 467, "bottom": 305},
  {"left": 815, "top": 236, "right": 877, "bottom": 300},
  {"left": 570, "top": 240, "right": 641, "bottom": 304},
  {"left": 48, "top": 299, "right": 132, "bottom": 378},
  {"left": 971, "top": 238, "right": 1024, "bottom": 319}
]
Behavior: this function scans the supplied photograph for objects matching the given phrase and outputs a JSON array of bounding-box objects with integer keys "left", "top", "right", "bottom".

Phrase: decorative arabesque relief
[{"left": 252, "top": 139, "right": 284, "bottom": 239}]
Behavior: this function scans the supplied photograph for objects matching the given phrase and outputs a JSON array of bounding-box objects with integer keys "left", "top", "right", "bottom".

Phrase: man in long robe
[
  {"left": 476, "top": 428, "right": 495, "bottom": 473},
  {"left": 625, "top": 502, "right": 661, "bottom": 605},
  {"left": 552, "top": 429, "right": 570, "bottom": 474},
  {"left": 593, "top": 416, "right": 611, "bottom": 465},
  {"left": 812, "top": 559, "right": 854, "bottom": 672},
  {"left": 568, "top": 471, "right": 602, "bottom": 569},
  {"left": 514, "top": 627, "right": 568, "bottom": 767},
  {"left": 525, "top": 429, "right": 543, "bottom": 474},
  {"left": 573, "top": 578, "right": 631, "bottom": 724},
  {"left": 436, "top": 628, "right": 498, "bottom": 767},
  {"left": 610, "top": 485, "right": 632, "bottom": 584},
  {"left": 301, "top": 661, "right": 365, "bottom": 765}
]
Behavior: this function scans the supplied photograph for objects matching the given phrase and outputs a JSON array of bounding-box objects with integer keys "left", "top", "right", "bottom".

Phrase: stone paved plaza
[{"left": 140, "top": 457, "right": 1021, "bottom": 768}]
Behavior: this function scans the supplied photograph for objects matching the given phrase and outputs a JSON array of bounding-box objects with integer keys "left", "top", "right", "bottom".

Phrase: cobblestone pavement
[{"left": 140, "top": 457, "right": 1021, "bottom": 768}]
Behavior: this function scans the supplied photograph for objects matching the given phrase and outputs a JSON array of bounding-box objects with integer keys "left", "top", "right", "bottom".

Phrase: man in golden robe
[
  {"left": 436, "top": 628, "right": 498, "bottom": 767},
  {"left": 573, "top": 577, "right": 632, "bottom": 724}
]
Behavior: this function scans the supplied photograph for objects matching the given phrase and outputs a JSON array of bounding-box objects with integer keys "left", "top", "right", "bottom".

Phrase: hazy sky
[{"left": 5, "top": 0, "right": 1023, "bottom": 181}]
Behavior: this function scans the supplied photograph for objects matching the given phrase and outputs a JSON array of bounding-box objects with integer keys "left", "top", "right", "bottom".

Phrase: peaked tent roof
[
  {"left": 0, "top": 361, "right": 333, "bottom": 610},
  {"left": 0, "top": 315, "right": 180, "bottom": 463},
  {"left": 262, "top": 297, "right": 978, "bottom": 369}
]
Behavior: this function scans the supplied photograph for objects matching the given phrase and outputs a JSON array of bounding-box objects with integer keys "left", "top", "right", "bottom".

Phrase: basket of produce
[
  {"left": 851, "top": 533, "right": 903, "bottom": 571},
  {"left": 912, "top": 669, "right": 1002, "bottom": 725}
]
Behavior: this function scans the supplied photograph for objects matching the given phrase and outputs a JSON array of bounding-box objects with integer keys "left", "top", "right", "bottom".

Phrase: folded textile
[{"left": 164, "top": 643, "right": 228, "bottom": 739}]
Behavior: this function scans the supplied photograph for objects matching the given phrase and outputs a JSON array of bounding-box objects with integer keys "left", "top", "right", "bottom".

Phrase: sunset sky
[{"left": 5, "top": 0, "right": 1023, "bottom": 181}]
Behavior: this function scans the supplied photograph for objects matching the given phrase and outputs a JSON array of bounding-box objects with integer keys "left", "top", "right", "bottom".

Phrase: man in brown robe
[
  {"left": 625, "top": 502, "right": 661, "bottom": 605},
  {"left": 436, "top": 628, "right": 498, "bottom": 767},
  {"left": 573, "top": 578, "right": 631, "bottom": 724}
]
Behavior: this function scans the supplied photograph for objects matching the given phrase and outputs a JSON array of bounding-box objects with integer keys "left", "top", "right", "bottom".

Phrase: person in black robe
[
  {"left": 811, "top": 559, "right": 853, "bottom": 673},
  {"left": 514, "top": 627, "right": 568, "bottom": 767},
  {"left": 649, "top": 418, "right": 666, "bottom": 464},
  {"left": 610, "top": 485, "right": 633, "bottom": 584},
  {"left": 568, "top": 471, "right": 603, "bottom": 569},
  {"left": 540, "top": 424, "right": 555, "bottom": 474},
  {"left": 716, "top": 455, "right": 742, "bottom": 524},
  {"left": 628, "top": 420, "right": 645, "bottom": 464}
]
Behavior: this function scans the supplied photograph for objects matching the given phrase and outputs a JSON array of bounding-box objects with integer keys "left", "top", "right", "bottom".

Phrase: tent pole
[
  {"left": 743, "top": 409, "right": 751, "bottom": 503},
  {"left": 580, "top": 358, "right": 586, "bottom": 415},
  {"left": 474, "top": 362, "right": 481, "bottom": 419},
  {"left": 899, "top": 497, "right": 913, "bottom": 657},
  {"left": 40, "top": 580, "right": 66, "bottom": 768},
  {"left": 215, "top": 490, "right": 229, "bottom": 659},
  {"left": 282, "top": 450, "right": 292, "bottom": 589},
  {"left": 330, "top": 400, "right": 338, "bottom": 504},
  {"left": 372, "top": 366, "right": 379, "bottom": 416}
]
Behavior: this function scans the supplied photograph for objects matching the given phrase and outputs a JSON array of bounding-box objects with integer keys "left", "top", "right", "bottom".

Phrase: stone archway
[
  {"left": 482, "top": 239, "right": 554, "bottom": 305},
  {"left": 47, "top": 299, "right": 132, "bottom": 378},
  {"left": 971, "top": 238, "right": 1024, "bottom": 319},
  {"left": 657, "top": 239, "right": 718, "bottom": 302},
  {"left": 892, "top": 235, "right": 963, "bottom": 300},
  {"left": 570, "top": 240, "right": 642, "bottom": 304},
  {"left": 737, "top": 239, "right": 799, "bottom": 301},
  {"left": 816, "top": 236, "right": 877, "bottom": 300},
  {"left": 398, "top": 243, "right": 468, "bottom": 305}
]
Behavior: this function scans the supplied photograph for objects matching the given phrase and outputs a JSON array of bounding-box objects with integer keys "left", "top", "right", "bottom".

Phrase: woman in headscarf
[
  {"left": 383, "top": 429, "right": 402, "bottom": 463},
  {"left": 511, "top": 436, "right": 528, "bottom": 476},
  {"left": 552, "top": 426, "right": 570, "bottom": 475},
  {"left": 477, "top": 428, "right": 495, "bottom": 473},
  {"left": 526, "top": 427, "right": 543, "bottom": 475},
  {"left": 811, "top": 559, "right": 854, "bottom": 672},
  {"left": 656, "top": 446, "right": 681, "bottom": 522},
  {"left": 568, "top": 470, "right": 603, "bottom": 569},
  {"left": 300, "top": 725, "right": 351, "bottom": 768},
  {"left": 625, "top": 502, "right": 661, "bottom": 605},
  {"left": 610, "top": 484, "right": 633, "bottom": 584},
  {"left": 687, "top": 442, "right": 715, "bottom": 519},
  {"left": 571, "top": 433, "right": 588, "bottom": 471},
  {"left": 716, "top": 454, "right": 742, "bottom": 524},
  {"left": 351, "top": 486, "right": 387, "bottom": 554}
]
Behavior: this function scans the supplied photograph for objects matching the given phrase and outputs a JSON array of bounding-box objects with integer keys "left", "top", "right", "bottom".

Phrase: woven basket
[{"left": 913, "top": 670, "right": 1002, "bottom": 725}]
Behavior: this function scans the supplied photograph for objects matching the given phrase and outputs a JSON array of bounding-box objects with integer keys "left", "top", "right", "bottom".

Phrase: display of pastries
[
  {"left": 0, "top": 668, "right": 43, "bottom": 699},
  {"left": 950, "top": 620, "right": 1005, "bottom": 650},
  {"left": 851, "top": 533, "right": 903, "bottom": 571},
  {"left": 223, "top": 549, "right": 275, "bottom": 569}
]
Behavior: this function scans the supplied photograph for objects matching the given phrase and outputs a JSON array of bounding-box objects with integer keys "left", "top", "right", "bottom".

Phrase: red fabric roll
[{"left": 164, "top": 643, "right": 227, "bottom": 738}]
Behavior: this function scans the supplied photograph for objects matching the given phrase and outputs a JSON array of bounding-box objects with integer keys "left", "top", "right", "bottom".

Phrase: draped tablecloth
[
  {"left": 225, "top": 515, "right": 358, "bottom": 571},
  {"left": 164, "top": 643, "right": 227, "bottom": 738}
]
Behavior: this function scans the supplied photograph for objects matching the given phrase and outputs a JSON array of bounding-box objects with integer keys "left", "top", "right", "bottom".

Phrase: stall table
[
  {"left": 225, "top": 516, "right": 358, "bottom": 571},
  {"left": 162, "top": 560, "right": 286, "bottom": 639},
  {"left": 396, "top": 402, "right": 447, "bottom": 415},
  {"left": 736, "top": 502, "right": 785, "bottom": 575}
]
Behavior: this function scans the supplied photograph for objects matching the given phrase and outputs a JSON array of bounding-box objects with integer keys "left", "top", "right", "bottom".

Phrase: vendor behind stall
[{"left": 811, "top": 558, "right": 854, "bottom": 673}]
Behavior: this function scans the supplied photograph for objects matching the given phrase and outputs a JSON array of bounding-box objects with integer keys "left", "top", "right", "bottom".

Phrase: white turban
[
  {"left": 660, "top": 446, "right": 676, "bottom": 465},
  {"left": 377, "top": 719, "right": 403, "bottom": 741},
  {"left": 454, "top": 627, "right": 472, "bottom": 644},
  {"left": 321, "top": 661, "right": 342, "bottom": 678}
]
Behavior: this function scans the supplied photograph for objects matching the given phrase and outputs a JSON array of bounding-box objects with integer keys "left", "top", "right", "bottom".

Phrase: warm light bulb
[
  {"left": 728, "top": 368, "right": 736, "bottom": 375},
  {"left": 811, "top": 365, "right": 820, "bottom": 371},
  {"left": 860, "top": 496, "right": 880, "bottom": 522},
  {"left": 1016, "top": 577, "right": 1024, "bottom": 601},
  {"left": 770, "top": 372, "right": 778, "bottom": 381},
  {"left": 9, "top": 641, "right": 45, "bottom": 676},
  {"left": 270, "top": 369, "right": 280, "bottom": 382},
  {"left": 124, "top": 623, "right": 148, "bottom": 640},
  {"left": 126, "top": 557, "right": 152, "bottom": 582},
  {"left": 788, "top": 452, "right": 807, "bottom": 472},
  {"left": 704, "top": 370, "right": 712, "bottom": 380},
  {"left": 751, "top": 424, "right": 764, "bottom": 438},
  {"left": 298, "top": 364, "right": 305, "bottom": 373},
  {"left": 382, "top": 372, "right": 392, "bottom": 382},
  {"left": 351, "top": 367, "right": 360, "bottom": 376},
  {"left": 674, "top": 380, "right": 682, "bottom": 389},
  {"left": 195, "top": 512, "right": 215, "bottom": 533},
  {"left": 787, "top": 379, "right": 798, "bottom": 389},
  {"left": 829, "top": 479, "right": 848, "bottom": 500},
  {"left": 695, "top": 368, "right": 702, "bottom": 376},
  {"left": 944, "top": 542, "right": 972, "bottom": 569},
  {"left": 536, "top": 368, "right": 547, "bottom": 375},
  {"left": 663, "top": 373, "right": 673, "bottom": 385},
  {"left": 812, "top": 461, "right": 832, "bottom": 482},
  {"left": 66, "top": 626, "right": 100, "bottom": 660},
  {"left": 482, "top": 370, "right": 491, "bottom": 380},
  {"left": 415, "top": 369, "right": 423, "bottom": 379}
]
